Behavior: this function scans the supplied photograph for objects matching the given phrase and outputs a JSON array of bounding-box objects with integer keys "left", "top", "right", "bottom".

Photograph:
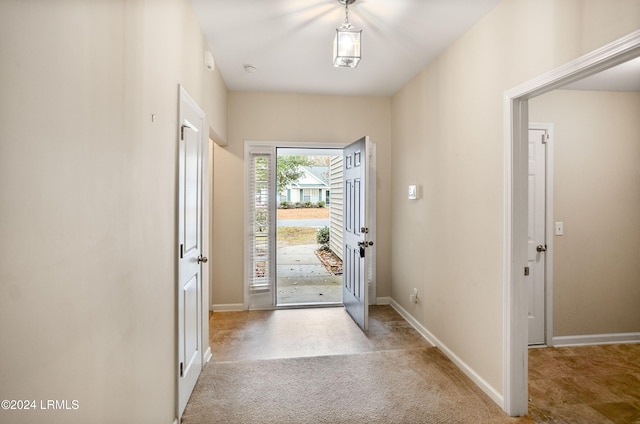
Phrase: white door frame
[
  {"left": 503, "top": 30, "right": 640, "bottom": 416},
  {"left": 243, "top": 140, "right": 377, "bottom": 310}
]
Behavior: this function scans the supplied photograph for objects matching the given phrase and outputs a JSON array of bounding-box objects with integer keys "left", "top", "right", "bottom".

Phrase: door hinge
[
  {"left": 541, "top": 133, "right": 549, "bottom": 144},
  {"left": 179, "top": 243, "right": 184, "bottom": 259},
  {"left": 179, "top": 362, "right": 184, "bottom": 377},
  {"left": 524, "top": 266, "right": 530, "bottom": 276},
  {"left": 180, "top": 120, "right": 199, "bottom": 140}
]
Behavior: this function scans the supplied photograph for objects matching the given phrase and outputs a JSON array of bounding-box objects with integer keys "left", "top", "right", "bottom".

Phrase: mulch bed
[{"left": 315, "top": 247, "right": 343, "bottom": 275}]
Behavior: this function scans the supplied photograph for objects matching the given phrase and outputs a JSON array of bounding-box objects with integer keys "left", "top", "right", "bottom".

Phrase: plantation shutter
[{"left": 247, "top": 149, "right": 275, "bottom": 296}]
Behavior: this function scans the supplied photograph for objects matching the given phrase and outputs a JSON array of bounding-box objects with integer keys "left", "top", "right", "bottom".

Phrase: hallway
[
  {"left": 208, "top": 306, "right": 430, "bottom": 362},
  {"left": 183, "top": 306, "right": 530, "bottom": 423},
  {"left": 187, "top": 306, "right": 640, "bottom": 423}
]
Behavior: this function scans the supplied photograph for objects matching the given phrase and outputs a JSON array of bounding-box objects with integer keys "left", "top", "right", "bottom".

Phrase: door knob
[
  {"left": 536, "top": 245, "right": 547, "bottom": 252},
  {"left": 197, "top": 255, "right": 208, "bottom": 264}
]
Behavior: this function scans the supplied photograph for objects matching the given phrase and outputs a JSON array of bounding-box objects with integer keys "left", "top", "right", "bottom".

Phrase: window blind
[{"left": 248, "top": 152, "right": 273, "bottom": 293}]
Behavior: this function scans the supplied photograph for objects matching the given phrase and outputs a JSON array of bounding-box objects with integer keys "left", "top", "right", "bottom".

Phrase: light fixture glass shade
[{"left": 333, "top": 28, "right": 361, "bottom": 68}]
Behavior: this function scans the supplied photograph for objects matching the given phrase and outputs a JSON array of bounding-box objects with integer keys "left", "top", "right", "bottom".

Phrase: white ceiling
[
  {"left": 190, "top": 0, "right": 501, "bottom": 96},
  {"left": 190, "top": 1, "right": 640, "bottom": 96}
]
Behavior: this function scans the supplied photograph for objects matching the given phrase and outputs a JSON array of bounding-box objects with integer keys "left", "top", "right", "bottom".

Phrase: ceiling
[
  {"left": 190, "top": 1, "right": 640, "bottom": 96},
  {"left": 190, "top": 0, "right": 501, "bottom": 96}
]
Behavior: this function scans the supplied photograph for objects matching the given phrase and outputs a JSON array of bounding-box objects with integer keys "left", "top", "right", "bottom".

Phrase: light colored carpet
[{"left": 182, "top": 347, "right": 532, "bottom": 424}]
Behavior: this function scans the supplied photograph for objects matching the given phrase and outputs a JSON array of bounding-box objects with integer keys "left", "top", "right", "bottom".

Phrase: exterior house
[
  {"left": 1, "top": 1, "right": 638, "bottom": 423},
  {"left": 329, "top": 156, "right": 344, "bottom": 260},
  {"left": 280, "top": 166, "right": 330, "bottom": 205}
]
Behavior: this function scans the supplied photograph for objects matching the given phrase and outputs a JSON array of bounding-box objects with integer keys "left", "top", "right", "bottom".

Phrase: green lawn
[{"left": 277, "top": 227, "right": 318, "bottom": 245}]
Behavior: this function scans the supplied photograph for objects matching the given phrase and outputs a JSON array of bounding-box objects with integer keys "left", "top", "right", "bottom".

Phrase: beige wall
[
  {"left": 2, "top": 0, "right": 638, "bottom": 420},
  {"left": 212, "top": 92, "right": 391, "bottom": 305},
  {"left": 390, "top": 0, "right": 640, "bottom": 397},
  {"left": 530, "top": 89, "right": 640, "bottom": 337},
  {"left": 0, "top": 1, "right": 227, "bottom": 423}
]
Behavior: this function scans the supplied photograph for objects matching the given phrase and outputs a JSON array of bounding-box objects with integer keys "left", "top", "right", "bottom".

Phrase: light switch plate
[
  {"left": 408, "top": 185, "right": 417, "bottom": 200},
  {"left": 555, "top": 222, "right": 564, "bottom": 236}
]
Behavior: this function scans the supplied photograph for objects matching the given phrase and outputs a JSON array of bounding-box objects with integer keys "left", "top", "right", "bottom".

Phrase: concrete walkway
[
  {"left": 277, "top": 244, "right": 342, "bottom": 304},
  {"left": 277, "top": 219, "right": 330, "bottom": 228}
]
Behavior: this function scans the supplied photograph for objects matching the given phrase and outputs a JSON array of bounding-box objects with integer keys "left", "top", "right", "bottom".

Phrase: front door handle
[
  {"left": 197, "top": 255, "right": 208, "bottom": 264},
  {"left": 536, "top": 245, "right": 547, "bottom": 252},
  {"left": 357, "top": 241, "right": 373, "bottom": 258}
]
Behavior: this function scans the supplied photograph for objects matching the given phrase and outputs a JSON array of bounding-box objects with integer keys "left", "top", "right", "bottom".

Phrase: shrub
[
  {"left": 294, "top": 202, "right": 302, "bottom": 208},
  {"left": 317, "top": 201, "right": 325, "bottom": 208},
  {"left": 279, "top": 201, "right": 290, "bottom": 209},
  {"left": 303, "top": 201, "right": 313, "bottom": 208},
  {"left": 317, "top": 226, "right": 330, "bottom": 246}
]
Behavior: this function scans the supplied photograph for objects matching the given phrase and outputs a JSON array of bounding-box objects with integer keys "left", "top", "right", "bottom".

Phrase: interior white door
[
  {"left": 343, "top": 136, "right": 371, "bottom": 331},
  {"left": 527, "top": 128, "right": 547, "bottom": 345},
  {"left": 178, "top": 87, "right": 206, "bottom": 416}
]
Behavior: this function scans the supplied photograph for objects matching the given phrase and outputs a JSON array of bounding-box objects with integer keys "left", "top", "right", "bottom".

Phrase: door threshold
[
  {"left": 528, "top": 344, "right": 548, "bottom": 349},
  {"left": 276, "top": 302, "right": 344, "bottom": 310}
]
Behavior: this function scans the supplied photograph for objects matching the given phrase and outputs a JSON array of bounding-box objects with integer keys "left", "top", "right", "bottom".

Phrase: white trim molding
[
  {"left": 376, "top": 297, "right": 391, "bottom": 305},
  {"left": 389, "top": 298, "right": 504, "bottom": 408},
  {"left": 203, "top": 346, "right": 212, "bottom": 364},
  {"left": 552, "top": 333, "right": 640, "bottom": 347},
  {"left": 503, "top": 30, "right": 640, "bottom": 416}
]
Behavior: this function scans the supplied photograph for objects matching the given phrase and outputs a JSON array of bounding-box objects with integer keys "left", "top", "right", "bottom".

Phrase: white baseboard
[
  {"left": 389, "top": 298, "right": 504, "bottom": 408},
  {"left": 376, "top": 296, "right": 391, "bottom": 305},
  {"left": 552, "top": 332, "right": 640, "bottom": 347},
  {"left": 211, "top": 303, "right": 244, "bottom": 312},
  {"left": 203, "top": 346, "right": 212, "bottom": 364}
]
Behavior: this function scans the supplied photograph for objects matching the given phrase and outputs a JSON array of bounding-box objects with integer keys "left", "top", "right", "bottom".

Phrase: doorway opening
[
  {"left": 245, "top": 138, "right": 375, "bottom": 328},
  {"left": 503, "top": 30, "right": 640, "bottom": 416},
  {"left": 276, "top": 148, "right": 344, "bottom": 306}
]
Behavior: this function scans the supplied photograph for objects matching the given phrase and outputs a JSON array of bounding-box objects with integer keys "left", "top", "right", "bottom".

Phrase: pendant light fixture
[{"left": 333, "top": 0, "right": 361, "bottom": 68}]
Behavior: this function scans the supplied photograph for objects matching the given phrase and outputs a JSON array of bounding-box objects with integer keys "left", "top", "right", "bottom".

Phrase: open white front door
[
  {"left": 177, "top": 87, "right": 206, "bottom": 417},
  {"left": 343, "top": 136, "right": 372, "bottom": 331}
]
